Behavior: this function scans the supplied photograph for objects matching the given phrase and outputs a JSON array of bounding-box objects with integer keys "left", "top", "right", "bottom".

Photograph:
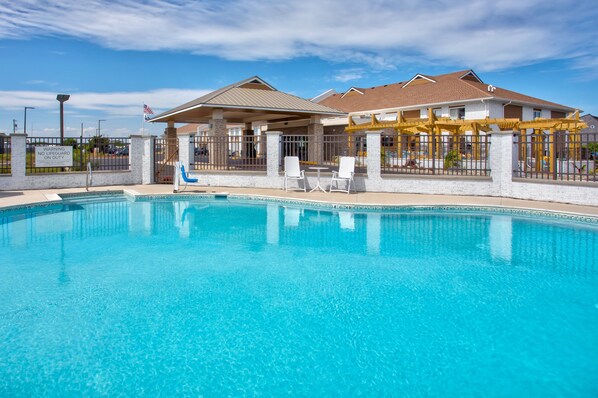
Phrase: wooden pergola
[{"left": 345, "top": 108, "right": 588, "bottom": 170}]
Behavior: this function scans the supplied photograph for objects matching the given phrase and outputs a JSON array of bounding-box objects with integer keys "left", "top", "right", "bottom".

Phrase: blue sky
[{"left": 1, "top": 0, "right": 597, "bottom": 137}]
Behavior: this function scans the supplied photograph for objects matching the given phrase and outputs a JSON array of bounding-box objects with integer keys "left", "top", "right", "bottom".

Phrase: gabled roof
[
  {"left": 151, "top": 76, "right": 345, "bottom": 124},
  {"left": 402, "top": 74, "right": 437, "bottom": 88},
  {"left": 319, "top": 69, "right": 574, "bottom": 114},
  {"left": 341, "top": 87, "right": 366, "bottom": 98}
]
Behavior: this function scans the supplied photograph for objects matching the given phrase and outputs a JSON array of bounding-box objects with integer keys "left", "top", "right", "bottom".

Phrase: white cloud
[
  {"left": 0, "top": 88, "right": 210, "bottom": 116},
  {"left": 334, "top": 68, "right": 367, "bottom": 83},
  {"left": 0, "top": 0, "right": 595, "bottom": 72}
]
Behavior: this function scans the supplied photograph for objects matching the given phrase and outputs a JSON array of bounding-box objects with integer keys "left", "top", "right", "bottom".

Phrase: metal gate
[{"left": 154, "top": 138, "right": 179, "bottom": 184}]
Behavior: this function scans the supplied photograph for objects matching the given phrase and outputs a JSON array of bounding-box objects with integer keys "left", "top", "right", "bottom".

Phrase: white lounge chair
[
  {"left": 283, "top": 156, "right": 306, "bottom": 192},
  {"left": 329, "top": 156, "right": 355, "bottom": 194}
]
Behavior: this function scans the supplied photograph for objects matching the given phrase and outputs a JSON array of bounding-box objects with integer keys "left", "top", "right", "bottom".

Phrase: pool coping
[{"left": 2, "top": 188, "right": 598, "bottom": 225}]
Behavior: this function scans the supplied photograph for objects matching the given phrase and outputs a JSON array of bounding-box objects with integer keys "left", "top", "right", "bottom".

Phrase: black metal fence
[
  {"left": 380, "top": 133, "right": 491, "bottom": 176},
  {"left": 513, "top": 132, "right": 598, "bottom": 182},
  {"left": 0, "top": 135, "right": 10, "bottom": 174},
  {"left": 280, "top": 134, "right": 367, "bottom": 174},
  {"left": 154, "top": 138, "right": 178, "bottom": 183},
  {"left": 25, "top": 137, "right": 130, "bottom": 174},
  {"left": 190, "top": 134, "right": 267, "bottom": 171}
]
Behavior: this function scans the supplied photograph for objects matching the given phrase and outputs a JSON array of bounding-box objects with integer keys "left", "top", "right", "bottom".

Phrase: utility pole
[{"left": 13, "top": 119, "right": 17, "bottom": 134}]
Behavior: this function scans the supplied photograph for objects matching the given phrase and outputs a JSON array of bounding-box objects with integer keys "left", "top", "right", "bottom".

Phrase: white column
[
  {"left": 141, "top": 136, "right": 154, "bottom": 185},
  {"left": 178, "top": 134, "right": 191, "bottom": 172},
  {"left": 10, "top": 134, "right": 26, "bottom": 178},
  {"left": 266, "top": 131, "right": 281, "bottom": 178},
  {"left": 366, "top": 131, "right": 381, "bottom": 180},
  {"left": 130, "top": 135, "right": 145, "bottom": 184},
  {"left": 489, "top": 131, "right": 514, "bottom": 197}
]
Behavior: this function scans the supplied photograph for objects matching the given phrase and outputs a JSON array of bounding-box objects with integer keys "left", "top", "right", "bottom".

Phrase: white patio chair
[
  {"left": 329, "top": 156, "right": 355, "bottom": 194},
  {"left": 283, "top": 156, "right": 306, "bottom": 192}
]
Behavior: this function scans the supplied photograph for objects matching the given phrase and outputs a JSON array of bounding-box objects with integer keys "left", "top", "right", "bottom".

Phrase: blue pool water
[{"left": 1, "top": 197, "right": 597, "bottom": 397}]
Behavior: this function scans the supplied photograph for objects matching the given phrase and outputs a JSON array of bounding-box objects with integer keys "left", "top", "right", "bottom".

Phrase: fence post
[
  {"left": 129, "top": 135, "right": 145, "bottom": 184},
  {"left": 10, "top": 134, "right": 26, "bottom": 179},
  {"left": 142, "top": 136, "right": 155, "bottom": 185},
  {"left": 489, "top": 131, "right": 514, "bottom": 197},
  {"left": 366, "top": 131, "right": 381, "bottom": 181},
  {"left": 178, "top": 134, "right": 191, "bottom": 172},
  {"left": 266, "top": 131, "right": 281, "bottom": 178}
]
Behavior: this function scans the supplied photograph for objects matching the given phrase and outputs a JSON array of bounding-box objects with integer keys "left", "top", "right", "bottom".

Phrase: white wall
[
  {"left": 1, "top": 135, "right": 147, "bottom": 190},
  {"left": 465, "top": 101, "right": 487, "bottom": 120}
]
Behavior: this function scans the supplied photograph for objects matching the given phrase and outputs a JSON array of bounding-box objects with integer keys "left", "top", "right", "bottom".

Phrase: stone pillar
[
  {"left": 307, "top": 115, "right": 323, "bottom": 164},
  {"left": 266, "top": 131, "right": 281, "bottom": 178},
  {"left": 164, "top": 121, "right": 178, "bottom": 162},
  {"left": 10, "top": 134, "right": 26, "bottom": 178},
  {"left": 209, "top": 109, "right": 228, "bottom": 167},
  {"left": 178, "top": 134, "right": 191, "bottom": 172},
  {"left": 142, "top": 136, "right": 154, "bottom": 185},
  {"left": 489, "top": 131, "right": 514, "bottom": 198},
  {"left": 366, "top": 131, "right": 381, "bottom": 181},
  {"left": 130, "top": 135, "right": 145, "bottom": 184}
]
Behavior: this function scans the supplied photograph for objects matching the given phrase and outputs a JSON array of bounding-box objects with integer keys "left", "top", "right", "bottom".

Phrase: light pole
[
  {"left": 56, "top": 94, "right": 70, "bottom": 144},
  {"left": 24, "top": 106, "right": 34, "bottom": 135},
  {"left": 98, "top": 119, "right": 106, "bottom": 137}
]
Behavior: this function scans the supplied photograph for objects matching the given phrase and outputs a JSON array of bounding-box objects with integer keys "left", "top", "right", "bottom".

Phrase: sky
[{"left": 0, "top": 0, "right": 597, "bottom": 137}]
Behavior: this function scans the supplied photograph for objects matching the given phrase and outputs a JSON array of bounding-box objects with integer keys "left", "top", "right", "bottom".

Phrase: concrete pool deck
[{"left": 1, "top": 184, "right": 598, "bottom": 217}]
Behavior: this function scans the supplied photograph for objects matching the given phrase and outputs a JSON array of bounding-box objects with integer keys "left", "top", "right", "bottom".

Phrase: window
[
  {"left": 449, "top": 106, "right": 465, "bottom": 120},
  {"left": 432, "top": 108, "right": 442, "bottom": 117},
  {"left": 533, "top": 109, "right": 542, "bottom": 119}
]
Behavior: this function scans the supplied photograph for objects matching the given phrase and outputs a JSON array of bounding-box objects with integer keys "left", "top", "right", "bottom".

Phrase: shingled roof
[
  {"left": 318, "top": 70, "right": 574, "bottom": 114},
  {"left": 151, "top": 76, "right": 345, "bottom": 124}
]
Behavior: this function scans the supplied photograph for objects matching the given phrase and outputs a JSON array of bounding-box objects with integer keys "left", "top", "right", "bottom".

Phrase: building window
[
  {"left": 449, "top": 106, "right": 465, "bottom": 120},
  {"left": 533, "top": 109, "right": 542, "bottom": 119},
  {"left": 432, "top": 108, "right": 442, "bottom": 117}
]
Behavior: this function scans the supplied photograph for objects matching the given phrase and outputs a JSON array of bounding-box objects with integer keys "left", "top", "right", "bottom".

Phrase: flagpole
[{"left": 141, "top": 102, "right": 145, "bottom": 136}]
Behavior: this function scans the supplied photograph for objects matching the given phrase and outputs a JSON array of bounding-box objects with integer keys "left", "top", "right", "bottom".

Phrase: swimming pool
[{"left": 1, "top": 195, "right": 597, "bottom": 396}]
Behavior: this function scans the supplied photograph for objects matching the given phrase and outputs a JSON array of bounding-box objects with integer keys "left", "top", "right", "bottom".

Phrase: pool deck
[{"left": 1, "top": 184, "right": 598, "bottom": 217}]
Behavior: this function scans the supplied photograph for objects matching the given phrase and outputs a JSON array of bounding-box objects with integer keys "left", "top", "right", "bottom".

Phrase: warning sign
[{"left": 35, "top": 146, "right": 73, "bottom": 168}]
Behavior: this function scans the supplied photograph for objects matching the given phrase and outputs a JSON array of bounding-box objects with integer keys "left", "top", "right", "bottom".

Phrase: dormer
[
  {"left": 402, "top": 74, "right": 436, "bottom": 88},
  {"left": 341, "top": 87, "right": 365, "bottom": 98},
  {"left": 459, "top": 70, "right": 483, "bottom": 83}
]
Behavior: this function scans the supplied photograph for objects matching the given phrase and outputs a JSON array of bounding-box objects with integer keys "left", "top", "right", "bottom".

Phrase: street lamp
[
  {"left": 98, "top": 119, "right": 106, "bottom": 138},
  {"left": 24, "top": 106, "right": 35, "bottom": 135},
  {"left": 56, "top": 94, "right": 70, "bottom": 144}
]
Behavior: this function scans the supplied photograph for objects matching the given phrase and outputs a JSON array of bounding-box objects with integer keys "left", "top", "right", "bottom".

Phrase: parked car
[{"left": 115, "top": 147, "right": 129, "bottom": 156}]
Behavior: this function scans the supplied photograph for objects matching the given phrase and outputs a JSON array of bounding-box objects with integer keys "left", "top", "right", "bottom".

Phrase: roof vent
[{"left": 487, "top": 84, "right": 496, "bottom": 92}]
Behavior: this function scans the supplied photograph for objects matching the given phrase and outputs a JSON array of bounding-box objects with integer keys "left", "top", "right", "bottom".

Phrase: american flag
[{"left": 143, "top": 104, "right": 154, "bottom": 114}]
